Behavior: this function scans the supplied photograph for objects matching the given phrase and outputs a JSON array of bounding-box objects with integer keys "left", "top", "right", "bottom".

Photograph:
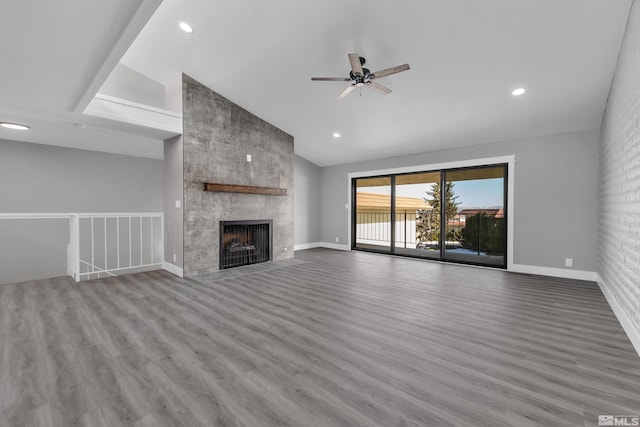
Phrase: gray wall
[
  {"left": 0, "top": 139, "right": 163, "bottom": 284},
  {"left": 294, "top": 155, "right": 322, "bottom": 246},
  {"left": 163, "top": 134, "right": 184, "bottom": 269},
  {"left": 182, "top": 75, "right": 294, "bottom": 275},
  {"left": 319, "top": 129, "right": 600, "bottom": 272},
  {"left": 599, "top": 0, "right": 640, "bottom": 332}
]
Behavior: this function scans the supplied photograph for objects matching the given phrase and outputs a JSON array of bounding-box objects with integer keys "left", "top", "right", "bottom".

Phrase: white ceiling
[
  {"left": 0, "top": 0, "right": 165, "bottom": 158},
  {"left": 0, "top": 0, "right": 633, "bottom": 166}
]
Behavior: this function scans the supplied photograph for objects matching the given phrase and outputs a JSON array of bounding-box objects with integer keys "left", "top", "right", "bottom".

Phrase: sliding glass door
[
  {"left": 394, "top": 172, "right": 441, "bottom": 259},
  {"left": 353, "top": 176, "right": 392, "bottom": 252},
  {"left": 352, "top": 164, "right": 507, "bottom": 268},
  {"left": 443, "top": 166, "right": 506, "bottom": 266}
]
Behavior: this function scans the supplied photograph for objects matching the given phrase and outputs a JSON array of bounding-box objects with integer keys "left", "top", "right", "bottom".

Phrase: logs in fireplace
[{"left": 219, "top": 220, "right": 272, "bottom": 269}]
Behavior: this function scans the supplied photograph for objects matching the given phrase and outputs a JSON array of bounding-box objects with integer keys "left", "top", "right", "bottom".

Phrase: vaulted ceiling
[{"left": 0, "top": 0, "right": 633, "bottom": 166}]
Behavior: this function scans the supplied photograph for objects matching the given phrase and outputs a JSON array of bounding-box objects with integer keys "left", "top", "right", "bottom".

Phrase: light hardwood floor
[{"left": 1, "top": 248, "right": 639, "bottom": 426}]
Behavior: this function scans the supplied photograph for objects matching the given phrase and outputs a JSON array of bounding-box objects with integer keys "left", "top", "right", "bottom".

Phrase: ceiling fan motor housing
[{"left": 350, "top": 67, "right": 371, "bottom": 82}]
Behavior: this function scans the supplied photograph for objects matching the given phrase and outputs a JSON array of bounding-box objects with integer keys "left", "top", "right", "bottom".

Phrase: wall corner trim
[
  {"left": 597, "top": 275, "right": 640, "bottom": 358},
  {"left": 294, "top": 242, "right": 350, "bottom": 251},
  {"left": 162, "top": 262, "right": 184, "bottom": 278},
  {"left": 509, "top": 264, "right": 598, "bottom": 282}
]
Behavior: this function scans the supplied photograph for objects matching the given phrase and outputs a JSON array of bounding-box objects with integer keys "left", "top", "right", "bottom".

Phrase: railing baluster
[
  {"left": 117, "top": 217, "right": 120, "bottom": 270},
  {"left": 129, "top": 216, "right": 132, "bottom": 268},
  {"left": 91, "top": 217, "right": 94, "bottom": 275},
  {"left": 74, "top": 215, "right": 80, "bottom": 281},
  {"left": 104, "top": 216, "right": 107, "bottom": 273},
  {"left": 150, "top": 216, "right": 154, "bottom": 265},
  {"left": 139, "top": 216, "right": 143, "bottom": 267},
  {"left": 374, "top": 212, "right": 377, "bottom": 241},
  {"left": 160, "top": 214, "right": 164, "bottom": 267},
  {"left": 478, "top": 213, "right": 481, "bottom": 256},
  {"left": 404, "top": 211, "right": 407, "bottom": 248}
]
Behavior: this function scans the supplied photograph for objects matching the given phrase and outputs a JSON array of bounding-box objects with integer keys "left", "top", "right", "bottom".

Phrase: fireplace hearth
[{"left": 220, "top": 220, "right": 272, "bottom": 269}]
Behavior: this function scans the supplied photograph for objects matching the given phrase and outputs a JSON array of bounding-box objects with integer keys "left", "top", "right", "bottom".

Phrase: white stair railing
[
  {"left": 71, "top": 213, "right": 164, "bottom": 281},
  {"left": 0, "top": 212, "right": 163, "bottom": 282}
]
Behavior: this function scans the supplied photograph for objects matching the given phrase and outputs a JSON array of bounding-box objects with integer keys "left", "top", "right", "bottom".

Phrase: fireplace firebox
[{"left": 219, "top": 220, "right": 272, "bottom": 269}]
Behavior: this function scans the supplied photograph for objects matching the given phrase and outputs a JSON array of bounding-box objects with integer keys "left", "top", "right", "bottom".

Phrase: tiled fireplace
[{"left": 167, "top": 74, "right": 294, "bottom": 276}]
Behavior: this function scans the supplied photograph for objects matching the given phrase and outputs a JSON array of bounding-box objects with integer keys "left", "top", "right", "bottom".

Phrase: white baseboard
[
  {"left": 162, "top": 262, "right": 184, "bottom": 277},
  {"left": 597, "top": 275, "right": 640, "bottom": 358},
  {"left": 509, "top": 264, "right": 598, "bottom": 282},
  {"left": 294, "top": 242, "right": 350, "bottom": 251},
  {"left": 294, "top": 242, "right": 322, "bottom": 251},
  {"left": 320, "top": 242, "right": 350, "bottom": 251}
]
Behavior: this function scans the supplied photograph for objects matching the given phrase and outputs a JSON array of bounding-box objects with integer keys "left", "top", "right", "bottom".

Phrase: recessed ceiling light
[
  {"left": 332, "top": 132, "right": 341, "bottom": 138},
  {"left": 0, "top": 122, "right": 30, "bottom": 131},
  {"left": 178, "top": 21, "right": 194, "bottom": 34},
  {"left": 512, "top": 88, "right": 526, "bottom": 96}
]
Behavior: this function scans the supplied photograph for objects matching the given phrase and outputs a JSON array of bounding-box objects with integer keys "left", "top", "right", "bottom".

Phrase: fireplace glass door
[{"left": 220, "top": 220, "right": 272, "bottom": 269}]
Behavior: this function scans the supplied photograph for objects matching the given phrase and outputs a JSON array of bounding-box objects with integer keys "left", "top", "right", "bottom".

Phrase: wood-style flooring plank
[{"left": 1, "top": 248, "right": 639, "bottom": 426}]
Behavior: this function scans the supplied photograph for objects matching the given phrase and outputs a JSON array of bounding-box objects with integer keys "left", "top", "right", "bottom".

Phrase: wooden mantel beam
[{"left": 203, "top": 182, "right": 287, "bottom": 196}]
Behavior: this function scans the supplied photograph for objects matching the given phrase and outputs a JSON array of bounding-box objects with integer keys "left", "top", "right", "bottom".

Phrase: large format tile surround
[{"left": 181, "top": 75, "right": 294, "bottom": 275}]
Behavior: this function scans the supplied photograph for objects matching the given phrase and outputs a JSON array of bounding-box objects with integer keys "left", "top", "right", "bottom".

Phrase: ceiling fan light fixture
[
  {"left": 0, "top": 122, "right": 30, "bottom": 131},
  {"left": 311, "top": 53, "right": 410, "bottom": 99},
  {"left": 512, "top": 88, "right": 526, "bottom": 96},
  {"left": 178, "top": 21, "right": 194, "bottom": 34}
]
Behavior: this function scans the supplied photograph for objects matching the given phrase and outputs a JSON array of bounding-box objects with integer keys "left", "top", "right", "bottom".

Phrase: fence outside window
[{"left": 355, "top": 211, "right": 504, "bottom": 255}]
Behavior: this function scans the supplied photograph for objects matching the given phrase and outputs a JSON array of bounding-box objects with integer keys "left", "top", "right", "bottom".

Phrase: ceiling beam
[{"left": 74, "top": 0, "right": 163, "bottom": 114}]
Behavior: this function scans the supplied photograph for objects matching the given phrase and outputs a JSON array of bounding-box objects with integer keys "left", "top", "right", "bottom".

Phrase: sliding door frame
[{"left": 348, "top": 155, "right": 515, "bottom": 269}]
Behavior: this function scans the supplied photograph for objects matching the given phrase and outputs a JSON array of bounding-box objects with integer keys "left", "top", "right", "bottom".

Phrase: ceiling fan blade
[
  {"left": 348, "top": 53, "right": 364, "bottom": 76},
  {"left": 370, "top": 63, "right": 410, "bottom": 79},
  {"left": 337, "top": 84, "right": 356, "bottom": 99},
  {"left": 311, "top": 77, "right": 351, "bottom": 81},
  {"left": 367, "top": 81, "right": 392, "bottom": 95}
]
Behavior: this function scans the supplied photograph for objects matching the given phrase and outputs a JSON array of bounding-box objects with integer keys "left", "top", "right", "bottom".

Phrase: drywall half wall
[
  {"left": 294, "top": 155, "right": 322, "bottom": 248},
  {"left": 163, "top": 134, "right": 184, "bottom": 273},
  {"left": 0, "top": 139, "right": 163, "bottom": 284},
  {"left": 599, "top": 0, "right": 640, "bottom": 354},
  {"left": 320, "top": 128, "right": 600, "bottom": 278}
]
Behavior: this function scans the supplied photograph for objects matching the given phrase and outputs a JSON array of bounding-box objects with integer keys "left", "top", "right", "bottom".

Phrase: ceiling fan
[{"left": 311, "top": 53, "right": 410, "bottom": 99}]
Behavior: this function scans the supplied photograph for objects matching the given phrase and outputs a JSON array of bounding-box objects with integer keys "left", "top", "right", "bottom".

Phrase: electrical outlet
[
  {"left": 173, "top": 253, "right": 177, "bottom": 263},
  {"left": 565, "top": 258, "right": 573, "bottom": 267},
  {"left": 246, "top": 154, "right": 252, "bottom": 162},
  {"left": 175, "top": 200, "right": 181, "bottom": 209},
  {"left": 335, "top": 237, "right": 339, "bottom": 243}
]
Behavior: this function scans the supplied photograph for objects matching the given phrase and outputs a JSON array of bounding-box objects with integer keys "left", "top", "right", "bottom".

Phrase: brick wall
[{"left": 599, "top": 0, "right": 640, "bottom": 336}]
